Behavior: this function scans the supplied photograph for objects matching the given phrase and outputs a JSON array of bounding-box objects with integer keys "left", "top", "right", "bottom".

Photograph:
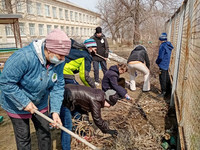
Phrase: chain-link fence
[{"left": 166, "top": 0, "right": 200, "bottom": 149}]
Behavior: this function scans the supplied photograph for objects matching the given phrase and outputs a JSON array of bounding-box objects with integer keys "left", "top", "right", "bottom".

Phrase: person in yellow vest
[{"left": 63, "top": 38, "right": 97, "bottom": 87}]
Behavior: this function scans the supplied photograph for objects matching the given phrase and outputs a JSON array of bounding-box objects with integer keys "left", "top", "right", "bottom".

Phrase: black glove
[{"left": 106, "top": 129, "right": 118, "bottom": 138}]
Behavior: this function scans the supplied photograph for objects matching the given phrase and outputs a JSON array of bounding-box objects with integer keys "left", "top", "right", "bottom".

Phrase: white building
[{"left": 0, "top": 0, "right": 101, "bottom": 47}]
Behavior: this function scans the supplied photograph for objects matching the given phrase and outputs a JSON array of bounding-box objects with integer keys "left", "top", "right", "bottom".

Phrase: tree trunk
[{"left": 133, "top": 0, "right": 140, "bottom": 45}]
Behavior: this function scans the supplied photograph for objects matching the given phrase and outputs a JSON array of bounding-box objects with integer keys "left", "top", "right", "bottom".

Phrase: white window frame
[
  {"left": 19, "top": 23, "right": 25, "bottom": 35},
  {"left": 29, "top": 23, "right": 35, "bottom": 36},
  {"left": 70, "top": 11, "right": 74, "bottom": 21},
  {"left": 61, "top": 26, "right": 64, "bottom": 31},
  {"left": 75, "top": 12, "right": 78, "bottom": 22},
  {"left": 2, "top": 0, "right": 6, "bottom": 10},
  {"left": 54, "top": 25, "right": 58, "bottom": 29},
  {"left": 66, "top": 26, "right": 69, "bottom": 35},
  {"left": 80, "top": 28, "right": 82, "bottom": 36},
  {"left": 47, "top": 25, "right": 52, "bottom": 34},
  {"left": 5, "top": 24, "right": 14, "bottom": 36},
  {"left": 59, "top": 8, "right": 63, "bottom": 19},
  {"left": 16, "top": 1, "right": 23, "bottom": 12},
  {"left": 38, "top": 24, "right": 44, "bottom": 36},
  {"left": 27, "top": 0, "right": 34, "bottom": 14},
  {"left": 79, "top": 13, "right": 82, "bottom": 22},
  {"left": 36, "top": 3, "right": 42, "bottom": 16},
  {"left": 71, "top": 27, "right": 74, "bottom": 36},
  {"left": 65, "top": 10, "right": 69, "bottom": 20},
  {"left": 45, "top": 5, "right": 50, "bottom": 17},
  {"left": 52, "top": 7, "right": 57, "bottom": 18}
]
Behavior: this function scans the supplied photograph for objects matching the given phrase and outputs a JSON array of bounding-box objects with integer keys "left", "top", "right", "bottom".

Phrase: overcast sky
[{"left": 67, "top": 0, "right": 99, "bottom": 12}]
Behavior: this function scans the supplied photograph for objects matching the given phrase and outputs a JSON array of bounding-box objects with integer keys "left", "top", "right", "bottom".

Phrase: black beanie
[
  {"left": 95, "top": 27, "right": 102, "bottom": 33},
  {"left": 105, "top": 90, "right": 119, "bottom": 106}
]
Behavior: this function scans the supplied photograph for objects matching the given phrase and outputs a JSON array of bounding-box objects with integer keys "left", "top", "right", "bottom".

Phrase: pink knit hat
[{"left": 46, "top": 29, "right": 71, "bottom": 56}]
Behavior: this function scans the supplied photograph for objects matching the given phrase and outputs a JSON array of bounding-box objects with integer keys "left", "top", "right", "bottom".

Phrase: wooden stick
[
  {"left": 34, "top": 110, "right": 99, "bottom": 150},
  {"left": 95, "top": 53, "right": 106, "bottom": 60}
]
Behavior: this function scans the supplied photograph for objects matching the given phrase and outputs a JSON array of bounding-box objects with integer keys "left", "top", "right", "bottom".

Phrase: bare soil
[{"left": 0, "top": 45, "right": 176, "bottom": 150}]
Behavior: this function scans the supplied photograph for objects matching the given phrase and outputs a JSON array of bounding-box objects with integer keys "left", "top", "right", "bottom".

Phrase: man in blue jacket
[{"left": 156, "top": 32, "right": 174, "bottom": 98}]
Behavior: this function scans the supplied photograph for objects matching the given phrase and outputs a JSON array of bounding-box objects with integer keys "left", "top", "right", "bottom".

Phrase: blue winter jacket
[
  {"left": 0, "top": 39, "right": 65, "bottom": 114},
  {"left": 102, "top": 65, "right": 127, "bottom": 97},
  {"left": 156, "top": 41, "right": 174, "bottom": 70}
]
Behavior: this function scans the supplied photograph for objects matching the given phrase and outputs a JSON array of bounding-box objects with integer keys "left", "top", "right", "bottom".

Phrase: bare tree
[{"left": 97, "top": 0, "right": 182, "bottom": 45}]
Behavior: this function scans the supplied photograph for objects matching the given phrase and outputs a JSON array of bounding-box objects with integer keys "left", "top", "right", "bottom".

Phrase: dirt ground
[{"left": 0, "top": 45, "right": 177, "bottom": 150}]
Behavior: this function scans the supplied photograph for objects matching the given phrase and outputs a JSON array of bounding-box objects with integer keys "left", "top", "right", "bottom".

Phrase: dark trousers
[
  {"left": 93, "top": 60, "right": 107, "bottom": 82},
  {"left": 10, "top": 111, "right": 51, "bottom": 150},
  {"left": 159, "top": 68, "right": 171, "bottom": 95}
]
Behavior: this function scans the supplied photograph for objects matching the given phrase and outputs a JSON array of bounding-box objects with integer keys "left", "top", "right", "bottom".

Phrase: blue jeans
[
  {"left": 61, "top": 79, "right": 81, "bottom": 150},
  {"left": 93, "top": 60, "right": 107, "bottom": 82},
  {"left": 60, "top": 106, "right": 82, "bottom": 150}
]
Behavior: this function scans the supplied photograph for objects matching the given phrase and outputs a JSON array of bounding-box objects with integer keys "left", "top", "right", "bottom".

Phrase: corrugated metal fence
[{"left": 166, "top": 0, "right": 200, "bottom": 149}]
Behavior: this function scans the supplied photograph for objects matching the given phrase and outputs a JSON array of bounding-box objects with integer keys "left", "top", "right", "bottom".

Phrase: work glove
[
  {"left": 107, "top": 129, "right": 118, "bottom": 138},
  {"left": 125, "top": 94, "right": 131, "bottom": 100}
]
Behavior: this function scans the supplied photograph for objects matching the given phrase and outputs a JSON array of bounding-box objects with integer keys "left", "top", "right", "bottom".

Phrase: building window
[
  {"left": 65, "top": 10, "right": 69, "bottom": 20},
  {"left": 86, "top": 15, "right": 88, "bottom": 23},
  {"left": 61, "top": 26, "right": 64, "bottom": 31},
  {"left": 1, "top": 0, "right": 6, "bottom": 10},
  {"left": 66, "top": 26, "right": 69, "bottom": 35},
  {"left": 80, "top": 28, "right": 82, "bottom": 36},
  {"left": 87, "top": 28, "right": 89, "bottom": 36},
  {"left": 52, "top": 7, "right": 57, "bottom": 18},
  {"left": 38, "top": 24, "right": 44, "bottom": 36},
  {"left": 54, "top": 25, "right": 58, "bottom": 29},
  {"left": 19, "top": 23, "right": 25, "bottom": 35},
  {"left": 29, "top": 23, "right": 35, "bottom": 36},
  {"left": 45, "top": 5, "right": 50, "bottom": 17},
  {"left": 84, "top": 28, "right": 86, "bottom": 36},
  {"left": 59, "top": 8, "right": 63, "bottom": 19},
  {"left": 75, "top": 27, "right": 78, "bottom": 36},
  {"left": 90, "top": 16, "right": 92, "bottom": 24},
  {"left": 79, "top": 13, "right": 82, "bottom": 22},
  {"left": 83, "top": 14, "right": 85, "bottom": 23},
  {"left": 47, "top": 25, "right": 51, "bottom": 34},
  {"left": 16, "top": 1, "right": 23, "bottom": 12},
  {"left": 75, "top": 12, "right": 78, "bottom": 22},
  {"left": 5, "top": 24, "right": 13, "bottom": 36},
  {"left": 70, "top": 11, "right": 74, "bottom": 21},
  {"left": 27, "top": 1, "right": 34, "bottom": 14},
  {"left": 71, "top": 27, "right": 74, "bottom": 36},
  {"left": 36, "top": 3, "right": 42, "bottom": 16}
]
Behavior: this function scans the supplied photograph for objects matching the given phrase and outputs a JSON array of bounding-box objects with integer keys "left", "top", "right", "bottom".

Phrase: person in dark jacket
[
  {"left": 61, "top": 39, "right": 97, "bottom": 150},
  {"left": 102, "top": 64, "right": 131, "bottom": 100},
  {"left": 90, "top": 27, "right": 109, "bottom": 86},
  {"left": 127, "top": 45, "right": 150, "bottom": 92},
  {"left": 156, "top": 32, "right": 174, "bottom": 98},
  {"left": 61, "top": 84, "right": 119, "bottom": 149}
]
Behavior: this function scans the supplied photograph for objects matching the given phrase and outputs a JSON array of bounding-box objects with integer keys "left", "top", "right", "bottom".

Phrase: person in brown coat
[{"left": 61, "top": 84, "right": 119, "bottom": 149}]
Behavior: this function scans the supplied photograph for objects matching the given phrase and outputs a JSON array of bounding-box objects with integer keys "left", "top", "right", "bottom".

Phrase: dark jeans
[
  {"left": 93, "top": 60, "right": 107, "bottom": 82},
  {"left": 159, "top": 68, "right": 171, "bottom": 95},
  {"left": 10, "top": 111, "right": 51, "bottom": 150}
]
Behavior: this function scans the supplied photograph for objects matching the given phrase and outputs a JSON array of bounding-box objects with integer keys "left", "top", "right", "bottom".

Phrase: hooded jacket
[
  {"left": 0, "top": 39, "right": 65, "bottom": 114},
  {"left": 63, "top": 84, "right": 110, "bottom": 133},
  {"left": 63, "top": 40, "right": 95, "bottom": 88},
  {"left": 102, "top": 65, "right": 127, "bottom": 98},
  {"left": 90, "top": 34, "right": 109, "bottom": 61},
  {"left": 127, "top": 45, "right": 150, "bottom": 69},
  {"left": 156, "top": 41, "right": 174, "bottom": 70}
]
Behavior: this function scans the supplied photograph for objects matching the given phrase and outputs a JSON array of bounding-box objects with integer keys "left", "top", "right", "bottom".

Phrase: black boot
[{"left": 157, "top": 92, "right": 166, "bottom": 98}]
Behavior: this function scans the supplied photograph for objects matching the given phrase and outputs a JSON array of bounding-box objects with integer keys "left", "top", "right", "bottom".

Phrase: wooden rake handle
[{"left": 34, "top": 110, "right": 100, "bottom": 150}]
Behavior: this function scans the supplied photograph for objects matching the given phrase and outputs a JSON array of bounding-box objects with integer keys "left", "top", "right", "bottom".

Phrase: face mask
[{"left": 49, "top": 56, "right": 64, "bottom": 65}]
